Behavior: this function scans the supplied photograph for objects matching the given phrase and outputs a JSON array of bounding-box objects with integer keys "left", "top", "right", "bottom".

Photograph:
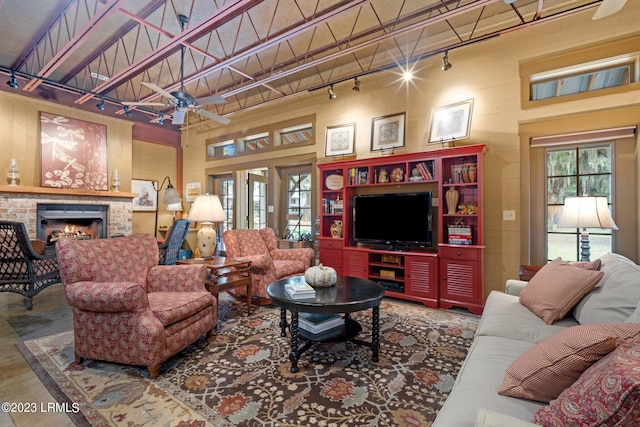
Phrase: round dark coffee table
[{"left": 267, "top": 275, "right": 385, "bottom": 373}]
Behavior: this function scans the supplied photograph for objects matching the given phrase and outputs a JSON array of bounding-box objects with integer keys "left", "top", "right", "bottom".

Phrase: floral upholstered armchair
[
  {"left": 56, "top": 234, "right": 215, "bottom": 378},
  {"left": 222, "top": 227, "right": 314, "bottom": 303}
]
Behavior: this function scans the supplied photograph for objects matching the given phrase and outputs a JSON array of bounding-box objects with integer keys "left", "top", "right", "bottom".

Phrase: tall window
[
  {"left": 546, "top": 144, "right": 614, "bottom": 262},
  {"left": 285, "top": 171, "right": 312, "bottom": 240},
  {"left": 220, "top": 178, "right": 234, "bottom": 234}
]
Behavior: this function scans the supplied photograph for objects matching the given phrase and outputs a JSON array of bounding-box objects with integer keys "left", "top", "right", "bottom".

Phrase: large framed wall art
[
  {"left": 325, "top": 123, "right": 356, "bottom": 157},
  {"left": 40, "top": 112, "right": 108, "bottom": 190}
]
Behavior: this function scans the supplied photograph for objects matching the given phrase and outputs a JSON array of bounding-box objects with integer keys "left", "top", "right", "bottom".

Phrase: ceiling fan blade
[
  {"left": 172, "top": 109, "right": 186, "bottom": 125},
  {"left": 194, "top": 108, "right": 231, "bottom": 125},
  {"left": 121, "top": 101, "right": 168, "bottom": 107},
  {"left": 141, "top": 82, "right": 176, "bottom": 100},
  {"left": 593, "top": 0, "right": 626, "bottom": 19},
  {"left": 195, "top": 94, "right": 226, "bottom": 105}
]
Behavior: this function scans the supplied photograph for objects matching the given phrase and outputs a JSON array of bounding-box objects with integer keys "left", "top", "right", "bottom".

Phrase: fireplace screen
[{"left": 37, "top": 204, "right": 108, "bottom": 251}]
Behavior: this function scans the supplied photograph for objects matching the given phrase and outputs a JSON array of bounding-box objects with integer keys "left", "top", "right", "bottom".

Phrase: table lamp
[
  {"left": 167, "top": 202, "right": 183, "bottom": 222},
  {"left": 557, "top": 196, "right": 618, "bottom": 261},
  {"left": 187, "top": 193, "right": 225, "bottom": 258}
]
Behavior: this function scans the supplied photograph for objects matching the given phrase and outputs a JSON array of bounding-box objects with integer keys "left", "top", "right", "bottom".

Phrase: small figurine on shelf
[{"left": 378, "top": 168, "right": 389, "bottom": 183}]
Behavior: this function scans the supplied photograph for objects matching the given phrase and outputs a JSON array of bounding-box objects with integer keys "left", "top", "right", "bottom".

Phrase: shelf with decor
[
  {"left": 318, "top": 145, "right": 484, "bottom": 311},
  {"left": 438, "top": 146, "right": 485, "bottom": 315}
]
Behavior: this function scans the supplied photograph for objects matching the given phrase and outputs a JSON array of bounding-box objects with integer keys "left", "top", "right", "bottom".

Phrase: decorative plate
[
  {"left": 390, "top": 167, "right": 404, "bottom": 182},
  {"left": 325, "top": 174, "right": 344, "bottom": 190}
]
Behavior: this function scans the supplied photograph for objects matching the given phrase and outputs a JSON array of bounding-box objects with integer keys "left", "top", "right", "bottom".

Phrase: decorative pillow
[
  {"left": 573, "top": 252, "right": 640, "bottom": 325},
  {"left": 498, "top": 323, "right": 640, "bottom": 402},
  {"left": 519, "top": 258, "right": 604, "bottom": 324},
  {"left": 475, "top": 409, "right": 540, "bottom": 427},
  {"left": 533, "top": 337, "right": 640, "bottom": 426},
  {"left": 569, "top": 259, "right": 601, "bottom": 271}
]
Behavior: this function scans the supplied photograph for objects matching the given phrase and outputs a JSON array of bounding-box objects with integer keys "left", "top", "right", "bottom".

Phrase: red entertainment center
[{"left": 317, "top": 144, "right": 486, "bottom": 314}]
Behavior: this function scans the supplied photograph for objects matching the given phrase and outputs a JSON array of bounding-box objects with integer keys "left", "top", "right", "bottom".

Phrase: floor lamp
[
  {"left": 187, "top": 193, "right": 225, "bottom": 258},
  {"left": 153, "top": 176, "right": 182, "bottom": 237},
  {"left": 558, "top": 196, "right": 618, "bottom": 262},
  {"left": 167, "top": 202, "right": 183, "bottom": 222}
]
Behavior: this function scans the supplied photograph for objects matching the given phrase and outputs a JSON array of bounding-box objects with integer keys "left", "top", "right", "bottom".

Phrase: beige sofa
[{"left": 433, "top": 252, "right": 640, "bottom": 426}]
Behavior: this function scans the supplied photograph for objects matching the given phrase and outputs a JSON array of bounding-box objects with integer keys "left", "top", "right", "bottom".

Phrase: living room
[{"left": 1, "top": 0, "right": 640, "bottom": 425}]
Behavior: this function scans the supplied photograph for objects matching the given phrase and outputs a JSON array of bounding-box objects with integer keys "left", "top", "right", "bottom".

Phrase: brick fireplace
[{"left": 0, "top": 186, "right": 134, "bottom": 239}]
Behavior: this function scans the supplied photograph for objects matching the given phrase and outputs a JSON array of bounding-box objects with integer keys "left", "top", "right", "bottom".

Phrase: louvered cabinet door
[{"left": 439, "top": 247, "right": 484, "bottom": 315}]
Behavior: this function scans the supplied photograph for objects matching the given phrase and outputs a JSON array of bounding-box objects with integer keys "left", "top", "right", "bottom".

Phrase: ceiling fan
[
  {"left": 592, "top": 0, "right": 627, "bottom": 19},
  {"left": 503, "top": 0, "right": 626, "bottom": 21},
  {"left": 122, "top": 15, "right": 229, "bottom": 126}
]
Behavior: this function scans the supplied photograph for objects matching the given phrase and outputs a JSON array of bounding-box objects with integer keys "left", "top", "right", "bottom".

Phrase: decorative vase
[
  {"left": 446, "top": 187, "right": 459, "bottom": 215},
  {"left": 330, "top": 220, "right": 343, "bottom": 238},
  {"left": 468, "top": 164, "right": 477, "bottom": 183}
]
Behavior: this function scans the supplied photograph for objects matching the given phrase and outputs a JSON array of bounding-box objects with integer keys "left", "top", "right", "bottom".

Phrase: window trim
[{"left": 520, "top": 35, "right": 640, "bottom": 109}]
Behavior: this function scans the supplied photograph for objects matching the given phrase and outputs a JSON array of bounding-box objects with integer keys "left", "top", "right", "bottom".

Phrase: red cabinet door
[
  {"left": 405, "top": 255, "right": 437, "bottom": 300},
  {"left": 343, "top": 249, "right": 368, "bottom": 278}
]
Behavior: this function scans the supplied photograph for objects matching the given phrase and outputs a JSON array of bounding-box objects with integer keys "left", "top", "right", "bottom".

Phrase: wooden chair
[
  {"left": 158, "top": 219, "right": 191, "bottom": 265},
  {"left": 0, "top": 221, "right": 61, "bottom": 310}
]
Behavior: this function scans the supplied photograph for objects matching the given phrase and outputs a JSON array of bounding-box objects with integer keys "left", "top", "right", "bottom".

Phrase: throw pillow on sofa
[
  {"left": 533, "top": 337, "right": 640, "bottom": 426},
  {"left": 498, "top": 323, "right": 640, "bottom": 402},
  {"left": 519, "top": 258, "right": 604, "bottom": 325},
  {"left": 573, "top": 252, "right": 640, "bottom": 325}
]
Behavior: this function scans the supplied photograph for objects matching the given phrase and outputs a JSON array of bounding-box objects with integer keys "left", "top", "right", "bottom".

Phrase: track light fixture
[
  {"left": 158, "top": 112, "right": 164, "bottom": 125},
  {"left": 123, "top": 105, "right": 131, "bottom": 116},
  {"left": 352, "top": 77, "right": 361, "bottom": 92},
  {"left": 96, "top": 98, "right": 105, "bottom": 111},
  {"left": 7, "top": 70, "right": 19, "bottom": 89},
  {"left": 442, "top": 51, "right": 452, "bottom": 71},
  {"left": 327, "top": 84, "right": 336, "bottom": 100}
]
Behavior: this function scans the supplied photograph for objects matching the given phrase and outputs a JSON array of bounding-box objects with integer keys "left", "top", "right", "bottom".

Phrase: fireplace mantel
[{"left": 0, "top": 185, "right": 136, "bottom": 199}]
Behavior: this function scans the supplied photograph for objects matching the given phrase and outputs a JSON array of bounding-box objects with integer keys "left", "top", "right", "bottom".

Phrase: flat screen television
[{"left": 353, "top": 192, "right": 432, "bottom": 249}]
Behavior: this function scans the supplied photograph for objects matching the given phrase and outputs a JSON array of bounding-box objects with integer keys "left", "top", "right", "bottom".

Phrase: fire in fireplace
[{"left": 37, "top": 204, "right": 109, "bottom": 252}]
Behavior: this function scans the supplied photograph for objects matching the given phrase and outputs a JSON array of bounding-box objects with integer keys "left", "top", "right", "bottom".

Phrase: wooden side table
[{"left": 177, "top": 257, "right": 253, "bottom": 316}]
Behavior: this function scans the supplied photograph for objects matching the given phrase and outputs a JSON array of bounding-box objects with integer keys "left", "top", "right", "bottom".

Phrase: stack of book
[
  {"left": 448, "top": 225, "right": 473, "bottom": 245},
  {"left": 285, "top": 281, "right": 316, "bottom": 299},
  {"left": 299, "top": 312, "right": 344, "bottom": 336}
]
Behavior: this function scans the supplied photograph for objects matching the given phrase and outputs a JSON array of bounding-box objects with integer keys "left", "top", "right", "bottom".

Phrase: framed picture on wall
[
  {"left": 40, "top": 112, "right": 108, "bottom": 190},
  {"left": 325, "top": 123, "right": 356, "bottom": 157},
  {"left": 428, "top": 99, "right": 474, "bottom": 143},
  {"left": 132, "top": 179, "right": 157, "bottom": 211},
  {"left": 371, "top": 112, "right": 406, "bottom": 151},
  {"left": 186, "top": 182, "right": 202, "bottom": 202}
]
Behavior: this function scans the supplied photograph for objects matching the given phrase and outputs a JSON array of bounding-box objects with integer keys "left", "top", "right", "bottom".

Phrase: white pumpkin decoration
[{"left": 304, "top": 264, "right": 337, "bottom": 288}]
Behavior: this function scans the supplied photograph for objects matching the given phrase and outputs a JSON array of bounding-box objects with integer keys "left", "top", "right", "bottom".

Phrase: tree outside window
[{"left": 546, "top": 145, "right": 614, "bottom": 262}]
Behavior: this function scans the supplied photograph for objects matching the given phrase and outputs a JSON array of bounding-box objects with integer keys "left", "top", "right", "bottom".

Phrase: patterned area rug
[{"left": 19, "top": 296, "right": 478, "bottom": 426}]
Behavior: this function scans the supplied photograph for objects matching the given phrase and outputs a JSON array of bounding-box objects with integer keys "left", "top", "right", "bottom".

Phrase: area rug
[{"left": 18, "top": 297, "right": 478, "bottom": 426}]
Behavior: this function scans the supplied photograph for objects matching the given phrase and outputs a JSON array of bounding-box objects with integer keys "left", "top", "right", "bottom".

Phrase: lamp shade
[
  {"left": 163, "top": 184, "right": 182, "bottom": 205},
  {"left": 187, "top": 194, "right": 225, "bottom": 222},
  {"left": 167, "top": 202, "right": 183, "bottom": 212},
  {"left": 558, "top": 196, "right": 618, "bottom": 230}
]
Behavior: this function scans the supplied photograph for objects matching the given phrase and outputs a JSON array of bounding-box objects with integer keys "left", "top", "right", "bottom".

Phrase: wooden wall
[{"left": 181, "top": 5, "right": 640, "bottom": 296}]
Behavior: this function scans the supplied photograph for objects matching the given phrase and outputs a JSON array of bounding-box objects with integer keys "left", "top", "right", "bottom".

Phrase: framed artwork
[
  {"left": 428, "top": 99, "right": 474, "bottom": 143},
  {"left": 40, "top": 112, "right": 108, "bottom": 190},
  {"left": 371, "top": 112, "right": 406, "bottom": 151},
  {"left": 186, "top": 182, "right": 202, "bottom": 202},
  {"left": 325, "top": 123, "right": 356, "bottom": 157},
  {"left": 132, "top": 179, "right": 158, "bottom": 211}
]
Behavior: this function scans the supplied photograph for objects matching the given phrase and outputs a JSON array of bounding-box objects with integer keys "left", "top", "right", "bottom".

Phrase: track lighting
[
  {"left": 96, "top": 98, "right": 105, "bottom": 111},
  {"left": 158, "top": 112, "right": 164, "bottom": 125},
  {"left": 328, "top": 84, "right": 336, "bottom": 100},
  {"left": 7, "top": 70, "right": 19, "bottom": 89},
  {"left": 352, "top": 77, "right": 361, "bottom": 92},
  {"left": 442, "top": 51, "right": 452, "bottom": 71},
  {"left": 124, "top": 105, "right": 131, "bottom": 116}
]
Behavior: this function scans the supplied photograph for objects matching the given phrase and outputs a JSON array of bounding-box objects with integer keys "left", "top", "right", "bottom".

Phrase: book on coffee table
[
  {"left": 285, "top": 281, "right": 316, "bottom": 299},
  {"left": 299, "top": 313, "right": 344, "bottom": 334}
]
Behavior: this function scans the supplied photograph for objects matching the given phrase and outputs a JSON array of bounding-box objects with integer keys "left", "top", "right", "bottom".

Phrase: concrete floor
[{"left": 0, "top": 285, "right": 75, "bottom": 426}]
